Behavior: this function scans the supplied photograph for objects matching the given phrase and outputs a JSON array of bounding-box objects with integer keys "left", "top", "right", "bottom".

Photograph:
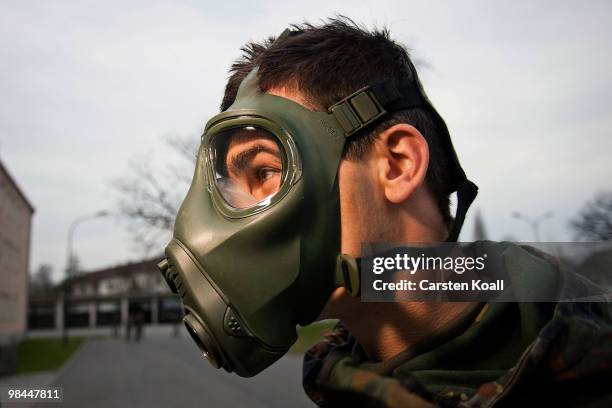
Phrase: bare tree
[
  {"left": 29, "top": 264, "right": 54, "bottom": 294},
  {"left": 114, "top": 135, "right": 198, "bottom": 254},
  {"left": 472, "top": 209, "right": 489, "bottom": 241},
  {"left": 571, "top": 191, "right": 612, "bottom": 241}
]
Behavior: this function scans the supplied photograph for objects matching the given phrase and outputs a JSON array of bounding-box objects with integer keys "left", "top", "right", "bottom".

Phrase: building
[
  {"left": 0, "top": 159, "right": 34, "bottom": 375},
  {"left": 28, "top": 257, "right": 182, "bottom": 334}
]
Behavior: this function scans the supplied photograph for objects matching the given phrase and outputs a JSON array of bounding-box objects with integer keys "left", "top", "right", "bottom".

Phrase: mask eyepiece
[{"left": 203, "top": 118, "right": 302, "bottom": 218}]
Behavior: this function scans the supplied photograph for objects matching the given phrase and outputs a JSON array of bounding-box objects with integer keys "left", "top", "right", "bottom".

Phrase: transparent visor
[{"left": 209, "top": 126, "right": 286, "bottom": 209}]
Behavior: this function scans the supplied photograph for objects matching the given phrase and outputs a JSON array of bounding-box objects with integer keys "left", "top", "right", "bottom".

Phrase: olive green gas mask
[{"left": 158, "top": 52, "right": 477, "bottom": 377}]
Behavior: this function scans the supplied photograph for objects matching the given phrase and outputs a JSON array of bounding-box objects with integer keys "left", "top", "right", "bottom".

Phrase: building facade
[
  {"left": 0, "top": 159, "right": 34, "bottom": 375},
  {"left": 28, "top": 258, "right": 183, "bottom": 334}
]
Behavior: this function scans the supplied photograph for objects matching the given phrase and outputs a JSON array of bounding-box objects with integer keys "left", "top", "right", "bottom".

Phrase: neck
[
  {"left": 337, "top": 299, "right": 475, "bottom": 361},
  {"left": 327, "top": 192, "right": 475, "bottom": 361}
]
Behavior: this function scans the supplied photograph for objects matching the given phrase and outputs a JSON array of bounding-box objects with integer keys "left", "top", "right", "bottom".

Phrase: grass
[
  {"left": 289, "top": 320, "right": 338, "bottom": 355},
  {"left": 13, "top": 326, "right": 331, "bottom": 373},
  {"left": 16, "top": 337, "right": 86, "bottom": 374}
]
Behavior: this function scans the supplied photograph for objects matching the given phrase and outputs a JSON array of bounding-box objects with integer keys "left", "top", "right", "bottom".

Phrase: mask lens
[{"left": 210, "top": 126, "right": 285, "bottom": 209}]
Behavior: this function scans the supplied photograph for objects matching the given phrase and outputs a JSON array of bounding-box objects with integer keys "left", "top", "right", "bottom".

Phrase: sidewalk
[{"left": 18, "top": 332, "right": 313, "bottom": 407}]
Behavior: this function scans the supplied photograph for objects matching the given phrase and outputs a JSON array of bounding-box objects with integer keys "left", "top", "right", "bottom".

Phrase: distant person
[{"left": 125, "top": 302, "right": 144, "bottom": 342}]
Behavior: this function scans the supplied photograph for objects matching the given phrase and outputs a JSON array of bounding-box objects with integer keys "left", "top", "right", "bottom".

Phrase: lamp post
[
  {"left": 511, "top": 211, "right": 553, "bottom": 242},
  {"left": 62, "top": 210, "right": 109, "bottom": 344}
]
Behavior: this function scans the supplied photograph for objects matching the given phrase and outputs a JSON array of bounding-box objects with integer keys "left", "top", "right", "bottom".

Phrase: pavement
[
  {"left": 0, "top": 371, "right": 56, "bottom": 408},
  {"left": 3, "top": 330, "right": 315, "bottom": 408}
]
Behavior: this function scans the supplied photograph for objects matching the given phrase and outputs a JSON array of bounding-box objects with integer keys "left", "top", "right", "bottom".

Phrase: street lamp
[
  {"left": 511, "top": 211, "right": 553, "bottom": 242},
  {"left": 62, "top": 210, "right": 109, "bottom": 344}
]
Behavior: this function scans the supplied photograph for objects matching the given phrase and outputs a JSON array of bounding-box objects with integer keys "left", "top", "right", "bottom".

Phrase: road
[{"left": 34, "top": 333, "right": 314, "bottom": 408}]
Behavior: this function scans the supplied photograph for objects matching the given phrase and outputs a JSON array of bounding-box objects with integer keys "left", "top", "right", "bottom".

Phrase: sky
[{"left": 1, "top": 0, "right": 611, "bottom": 282}]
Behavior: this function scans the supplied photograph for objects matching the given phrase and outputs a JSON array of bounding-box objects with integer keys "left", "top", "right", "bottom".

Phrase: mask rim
[{"left": 202, "top": 114, "right": 303, "bottom": 219}]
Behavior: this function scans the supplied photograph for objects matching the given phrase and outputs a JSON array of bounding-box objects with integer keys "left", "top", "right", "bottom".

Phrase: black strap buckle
[{"left": 328, "top": 86, "right": 387, "bottom": 137}]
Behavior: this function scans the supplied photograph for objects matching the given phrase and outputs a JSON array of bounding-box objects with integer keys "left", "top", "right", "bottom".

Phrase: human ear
[{"left": 375, "top": 123, "right": 429, "bottom": 204}]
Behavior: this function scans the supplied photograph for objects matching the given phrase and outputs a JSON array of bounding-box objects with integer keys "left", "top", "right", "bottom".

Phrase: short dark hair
[{"left": 220, "top": 17, "right": 454, "bottom": 226}]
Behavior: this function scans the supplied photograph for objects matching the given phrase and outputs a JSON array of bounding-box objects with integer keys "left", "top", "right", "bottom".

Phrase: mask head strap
[
  {"left": 328, "top": 73, "right": 478, "bottom": 242},
  {"left": 267, "top": 28, "right": 478, "bottom": 242},
  {"left": 268, "top": 28, "right": 478, "bottom": 242}
]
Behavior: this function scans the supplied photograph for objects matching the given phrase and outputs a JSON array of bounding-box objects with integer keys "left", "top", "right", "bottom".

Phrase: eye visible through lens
[{"left": 212, "top": 126, "right": 284, "bottom": 209}]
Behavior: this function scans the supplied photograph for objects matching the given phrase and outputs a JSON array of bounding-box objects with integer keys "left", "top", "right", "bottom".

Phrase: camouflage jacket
[{"left": 303, "top": 244, "right": 612, "bottom": 407}]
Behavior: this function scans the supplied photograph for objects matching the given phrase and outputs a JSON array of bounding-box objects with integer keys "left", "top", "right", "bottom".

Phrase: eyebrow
[{"left": 227, "top": 144, "right": 280, "bottom": 175}]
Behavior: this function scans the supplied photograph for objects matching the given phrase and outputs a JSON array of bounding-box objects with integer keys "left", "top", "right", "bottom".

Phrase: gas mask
[{"left": 158, "top": 44, "right": 477, "bottom": 377}]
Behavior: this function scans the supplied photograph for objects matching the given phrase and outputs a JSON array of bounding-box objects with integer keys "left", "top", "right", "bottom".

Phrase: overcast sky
[{"left": 1, "top": 0, "right": 611, "bottom": 281}]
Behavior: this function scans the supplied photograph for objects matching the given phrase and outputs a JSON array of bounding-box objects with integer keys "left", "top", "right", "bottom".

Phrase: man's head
[
  {"left": 220, "top": 18, "right": 457, "bottom": 255},
  {"left": 160, "top": 17, "right": 477, "bottom": 376}
]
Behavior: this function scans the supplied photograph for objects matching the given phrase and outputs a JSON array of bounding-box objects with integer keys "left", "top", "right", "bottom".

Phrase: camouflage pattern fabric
[{"left": 303, "top": 243, "right": 612, "bottom": 407}]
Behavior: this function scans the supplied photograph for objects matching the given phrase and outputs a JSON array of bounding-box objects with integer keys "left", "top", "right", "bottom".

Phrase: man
[{"left": 160, "top": 18, "right": 612, "bottom": 407}]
